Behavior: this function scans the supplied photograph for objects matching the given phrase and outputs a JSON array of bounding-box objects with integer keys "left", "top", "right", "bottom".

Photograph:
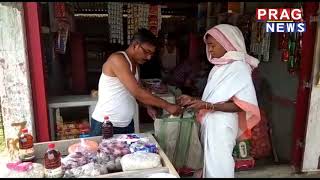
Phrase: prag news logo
[{"left": 256, "top": 8, "right": 306, "bottom": 33}]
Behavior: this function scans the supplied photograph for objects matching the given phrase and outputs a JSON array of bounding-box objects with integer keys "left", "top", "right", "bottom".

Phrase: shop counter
[{"left": 33, "top": 133, "right": 180, "bottom": 178}]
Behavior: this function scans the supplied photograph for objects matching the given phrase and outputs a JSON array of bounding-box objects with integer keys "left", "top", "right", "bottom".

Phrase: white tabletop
[{"left": 48, "top": 95, "right": 98, "bottom": 108}]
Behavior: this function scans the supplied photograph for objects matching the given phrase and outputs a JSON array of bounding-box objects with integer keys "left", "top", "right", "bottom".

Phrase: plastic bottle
[
  {"left": 79, "top": 129, "right": 90, "bottom": 138},
  {"left": 18, "top": 128, "right": 35, "bottom": 162},
  {"left": 44, "top": 143, "right": 63, "bottom": 178},
  {"left": 102, "top": 116, "right": 113, "bottom": 139}
]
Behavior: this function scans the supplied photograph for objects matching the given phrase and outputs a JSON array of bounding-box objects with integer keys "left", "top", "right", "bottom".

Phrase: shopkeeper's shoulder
[{"left": 105, "top": 52, "right": 130, "bottom": 69}]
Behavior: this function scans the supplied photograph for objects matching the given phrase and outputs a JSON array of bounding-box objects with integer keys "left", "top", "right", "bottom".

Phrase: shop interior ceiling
[{"left": 69, "top": 2, "right": 197, "bottom": 16}]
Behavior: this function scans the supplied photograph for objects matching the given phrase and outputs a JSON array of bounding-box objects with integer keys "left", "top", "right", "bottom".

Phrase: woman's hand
[
  {"left": 176, "top": 94, "right": 195, "bottom": 107},
  {"left": 186, "top": 100, "right": 207, "bottom": 111}
]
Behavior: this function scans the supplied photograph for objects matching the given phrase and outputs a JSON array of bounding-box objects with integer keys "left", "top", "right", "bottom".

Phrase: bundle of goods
[
  {"left": 97, "top": 140, "right": 131, "bottom": 172},
  {"left": 63, "top": 162, "right": 108, "bottom": 178},
  {"left": 62, "top": 139, "right": 106, "bottom": 178},
  {"left": 56, "top": 120, "right": 90, "bottom": 140},
  {"left": 96, "top": 134, "right": 159, "bottom": 172},
  {"left": 120, "top": 152, "right": 161, "bottom": 171},
  {"left": 2, "top": 161, "right": 45, "bottom": 178},
  {"left": 61, "top": 133, "right": 160, "bottom": 177}
]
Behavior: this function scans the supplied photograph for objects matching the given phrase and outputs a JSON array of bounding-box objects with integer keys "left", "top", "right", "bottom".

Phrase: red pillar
[
  {"left": 291, "top": 2, "right": 319, "bottom": 171},
  {"left": 23, "top": 2, "right": 50, "bottom": 142},
  {"left": 70, "top": 32, "right": 87, "bottom": 94}
]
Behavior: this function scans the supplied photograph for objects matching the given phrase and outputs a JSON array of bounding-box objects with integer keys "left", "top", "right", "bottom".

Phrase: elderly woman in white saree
[{"left": 177, "top": 24, "right": 261, "bottom": 178}]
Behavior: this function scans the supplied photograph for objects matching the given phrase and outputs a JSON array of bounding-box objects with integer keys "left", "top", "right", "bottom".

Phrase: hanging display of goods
[
  {"left": 148, "top": 5, "right": 161, "bottom": 36},
  {"left": 249, "top": 18, "right": 271, "bottom": 62},
  {"left": 55, "top": 23, "right": 69, "bottom": 54},
  {"left": 127, "top": 3, "right": 150, "bottom": 44},
  {"left": 281, "top": 50, "right": 289, "bottom": 62},
  {"left": 278, "top": 33, "right": 289, "bottom": 50},
  {"left": 108, "top": 2, "right": 123, "bottom": 45},
  {"left": 54, "top": 2, "right": 66, "bottom": 19},
  {"left": 287, "top": 32, "right": 302, "bottom": 75}
]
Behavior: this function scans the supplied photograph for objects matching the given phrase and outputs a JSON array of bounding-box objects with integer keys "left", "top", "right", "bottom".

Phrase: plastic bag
[
  {"left": 62, "top": 152, "right": 89, "bottom": 170},
  {"left": 63, "top": 162, "right": 108, "bottom": 178},
  {"left": 99, "top": 140, "right": 131, "bottom": 157},
  {"left": 120, "top": 152, "right": 161, "bottom": 171},
  {"left": 3, "top": 162, "right": 44, "bottom": 178},
  {"left": 68, "top": 138, "right": 99, "bottom": 156},
  {"left": 250, "top": 110, "right": 272, "bottom": 159},
  {"left": 96, "top": 151, "right": 122, "bottom": 172},
  {"left": 154, "top": 113, "right": 203, "bottom": 170}
]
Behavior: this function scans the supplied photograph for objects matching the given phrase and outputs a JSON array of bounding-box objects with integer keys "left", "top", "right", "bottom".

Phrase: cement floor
[
  {"left": 235, "top": 164, "right": 320, "bottom": 178},
  {"left": 182, "top": 158, "right": 320, "bottom": 178}
]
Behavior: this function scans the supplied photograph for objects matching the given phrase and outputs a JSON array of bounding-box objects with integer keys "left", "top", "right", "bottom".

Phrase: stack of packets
[
  {"left": 56, "top": 120, "right": 90, "bottom": 140},
  {"left": 232, "top": 139, "right": 255, "bottom": 171}
]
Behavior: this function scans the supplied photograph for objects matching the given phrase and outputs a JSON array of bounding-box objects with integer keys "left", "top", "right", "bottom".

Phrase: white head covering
[{"left": 203, "top": 24, "right": 259, "bottom": 70}]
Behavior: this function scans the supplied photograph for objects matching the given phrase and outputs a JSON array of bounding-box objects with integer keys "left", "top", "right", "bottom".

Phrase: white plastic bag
[
  {"left": 154, "top": 113, "right": 203, "bottom": 170},
  {"left": 120, "top": 152, "right": 161, "bottom": 171}
]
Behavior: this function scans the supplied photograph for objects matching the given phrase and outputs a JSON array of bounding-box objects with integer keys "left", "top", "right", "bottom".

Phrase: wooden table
[
  {"left": 33, "top": 133, "right": 180, "bottom": 178},
  {"left": 48, "top": 95, "right": 98, "bottom": 140}
]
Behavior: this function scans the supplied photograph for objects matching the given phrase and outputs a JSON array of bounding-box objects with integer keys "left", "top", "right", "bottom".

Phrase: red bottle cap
[
  {"left": 21, "top": 128, "right": 28, "bottom": 133},
  {"left": 48, "top": 143, "right": 55, "bottom": 149},
  {"left": 104, "top": 116, "right": 109, "bottom": 121}
]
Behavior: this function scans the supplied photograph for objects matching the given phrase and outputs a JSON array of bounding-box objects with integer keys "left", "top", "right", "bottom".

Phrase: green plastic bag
[{"left": 154, "top": 113, "right": 203, "bottom": 170}]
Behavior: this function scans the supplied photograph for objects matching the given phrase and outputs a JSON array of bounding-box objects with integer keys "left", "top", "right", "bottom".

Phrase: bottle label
[
  {"left": 45, "top": 152, "right": 61, "bottom": 169},
  {"left": 19, "top": 136, "right": 33, "bottom": 149},
  {"left": 44, "top": 166, "right": 63, "bottom": 178}
]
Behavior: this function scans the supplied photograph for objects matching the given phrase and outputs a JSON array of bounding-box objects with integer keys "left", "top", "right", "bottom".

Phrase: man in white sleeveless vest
[{"left": 91, "top": 28, "right": 183, "bottom": 135}]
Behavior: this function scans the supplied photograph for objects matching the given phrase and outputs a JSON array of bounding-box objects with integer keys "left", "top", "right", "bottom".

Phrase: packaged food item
[
  {"left": 116, "top": 134, "right": 146, "bottom": 144},
  {"left": 62, "top": 152, "right": 88, "bottom": 170},
  {"left": 102, "top": 116, "right": 113, "bottom": 139},
  {"left": 18, "top": 128, "right": 35, "bottom": 162},
  {"left": 120, "top": 152, "right": 162, "bottom": 171},
  {"left": 129, "top": 141, "right": 159, "bottom": 153},
  {"left": 233, "top": 139, "right": 251, "bottom": 159},
  {"left": 68, "top": 138, "right": 99, "bottom": 156},
  {"left": 4, "top": 161, "right": 44, "bottom": 178},
  {"left": 44, "top": 143, "right": 63, "bottom": 178},
  {"left": 63, "top": 162, "right": 108, "bottom": 178},
  {"left": 234, "top": 157, "right": 255, "bottom": 171},
  {"left": 99, "top": 139, "right": 131, "bottom": 157}
]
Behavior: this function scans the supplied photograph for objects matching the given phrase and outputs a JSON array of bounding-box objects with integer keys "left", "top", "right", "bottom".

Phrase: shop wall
[
  {"left": 245, "top": 2, "right": 300, "bottom": 162},
  {"left": 258, "top": 33, "right": 299, "bottom": 162},
  {"left": 0, "top": 3, "right": 35, "bottom": 148}
]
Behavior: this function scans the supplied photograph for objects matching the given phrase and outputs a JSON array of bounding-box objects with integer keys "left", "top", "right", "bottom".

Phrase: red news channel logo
[{"left": 256, "top": 8, "right": 306, "bottom": 33}]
